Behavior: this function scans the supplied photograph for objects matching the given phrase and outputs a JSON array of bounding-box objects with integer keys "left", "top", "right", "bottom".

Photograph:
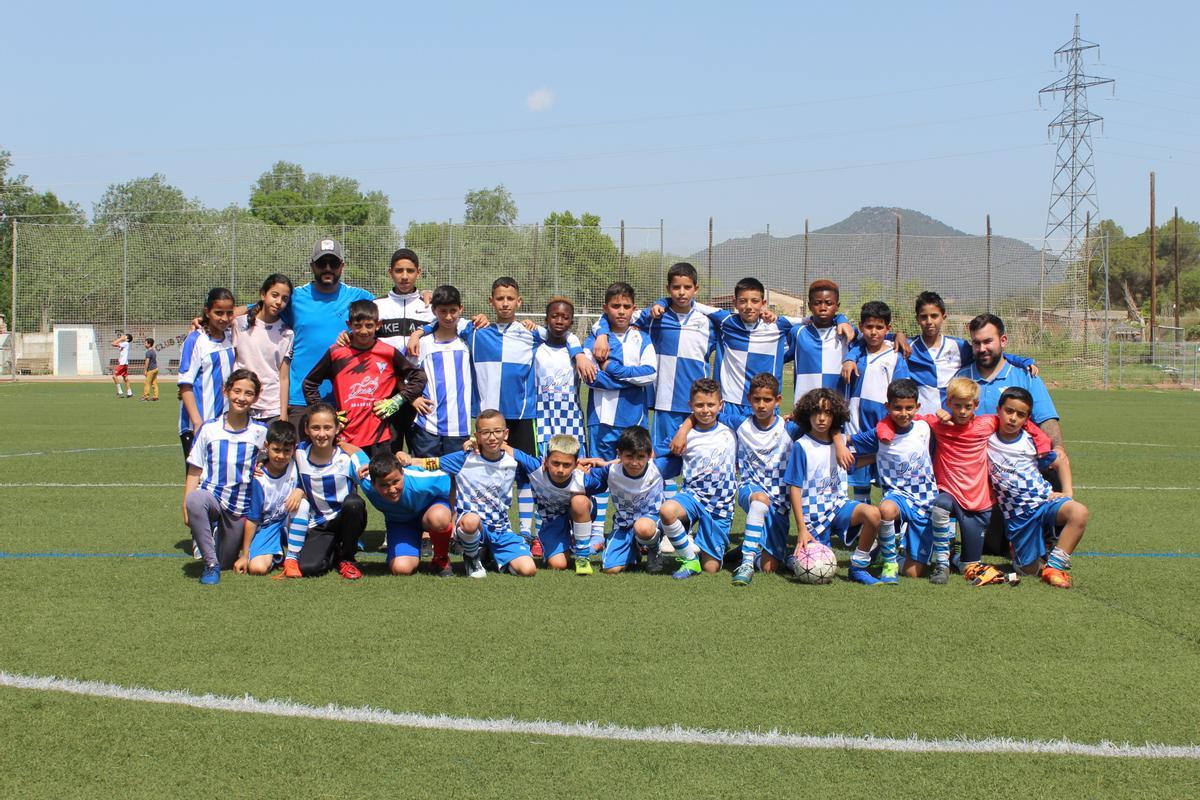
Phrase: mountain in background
[
  {"left": 813, "top": 206, "right": 969, "bottom": 237},
  {"left": 688, "top": 207, "right": 1046, "bottom": 309}
]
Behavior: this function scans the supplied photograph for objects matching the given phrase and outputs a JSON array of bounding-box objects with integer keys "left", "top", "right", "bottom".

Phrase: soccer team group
[{"left": 167, "top": 237, "right": 1089, "bottom": 588}]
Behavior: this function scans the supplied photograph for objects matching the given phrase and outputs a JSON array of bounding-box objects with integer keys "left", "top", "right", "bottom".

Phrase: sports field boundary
[{"left": 2, "top": 671, "right": 1197, "bottom": 760}]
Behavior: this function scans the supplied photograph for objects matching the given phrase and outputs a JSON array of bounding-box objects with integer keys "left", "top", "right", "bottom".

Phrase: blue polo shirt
[
  {"left": 953, "top": 361, "right": 1059, "bottom": 423},
  {"left": 282, "top": 281, "right": 374, "bottom": 406}
]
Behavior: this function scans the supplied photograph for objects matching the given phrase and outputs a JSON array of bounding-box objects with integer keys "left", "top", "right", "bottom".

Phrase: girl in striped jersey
[
  {"left": 179, "top": 288, "right": 237, "bottom": 458},
  {"left": 280, "top": 402, "right": 368, "bottom": 580},
  {"left": 183, "top": 369, "right": 268, "bottom": 585}
]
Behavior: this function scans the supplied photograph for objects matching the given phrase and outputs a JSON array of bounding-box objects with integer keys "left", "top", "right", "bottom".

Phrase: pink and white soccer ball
[{"left": 792, "top": 542, "right": 838, "bottom": 584}]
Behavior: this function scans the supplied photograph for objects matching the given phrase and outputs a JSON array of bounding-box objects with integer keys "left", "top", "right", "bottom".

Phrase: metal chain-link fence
[{"left": 5, "top": 219, "right": 1196, "bottom": 390}]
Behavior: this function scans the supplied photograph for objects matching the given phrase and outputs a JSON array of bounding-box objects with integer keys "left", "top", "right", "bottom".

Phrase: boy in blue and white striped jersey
[
  {"left": 183, "top": 369, "right": 268, "bottom": 585},
  {"left": 408, "top": 285, "right": 474, "bottom": 457},
  {"left": 656, "top": 378, "right": 739, "bottom": 580},
  {"left": 280, "top": 403, "right": 368, "bottom": 581},
  {"left": 840, "top": 301, "right": 911, "bottom": 505},
  {"left": 235, "top": 420, "right": 303, "bottom": 577},
  {"left": 908, "top": 291, "right": 1036, "bottom": 414},
  {"left": 577, "top": 425, "right": 668, "bottom": 575},
  {"left": 591, "top": 262, "right": 717, "bottom": 458},
  {"left": 583, "top": 282, "right": 657, "bottom": 545}
]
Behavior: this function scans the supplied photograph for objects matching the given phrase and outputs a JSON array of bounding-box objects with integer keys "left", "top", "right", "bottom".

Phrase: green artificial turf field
[{"left": 1, "top": 382, "right": 1198, "bottom": 798}]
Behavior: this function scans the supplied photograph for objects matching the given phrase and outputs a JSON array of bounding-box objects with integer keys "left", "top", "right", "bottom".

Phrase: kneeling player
[
  {"left": 784, "top": 388, "right": 883, "bottom": 586},
  {"left": 235, "top": 420, "right": 302, "bottom": 576},
  {"left": 848, "top": 379, "right": 938, "bottom": 583},
  {"left": 987, "top": 387, "right": 1087, "bottom": 588},
  {"left": 657, "top": 378, "right": 738, "bottom": 579},
  {"left": 359, "top": 452, "right": 455, "bottom": 577},
  {"left": 435, "top": 409, "right": 538, "bottom": 578},
  {"left": 576, "top": 425, "right": 666, "bottom": 575}
]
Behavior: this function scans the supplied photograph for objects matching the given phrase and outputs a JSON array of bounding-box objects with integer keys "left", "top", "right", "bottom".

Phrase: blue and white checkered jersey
[
  {"left": 534, "top": 342, "right": 585, "bottom": 450},
  {"left": 660, "top": 421, "right": 738, "bottom": 519},
  {"left": 783, "top": 434, "right": 850, "bottom": 542},
  {"left": 736, "top": 415, "right": 802, "bottom": 512},
  {"left": 986, "top": 430, "right": 1053, "bottom": 518},
  {"left": 424, "top": 319, "right": 581, "bottom": 420},
  {"left": 295, "top": 443, "right": 368, "bottom": 527},
  {"left": 187, "top": 416, "right": 268, "bottom": 516},
  {"left": 246, "top": 461, "right": 299, "bottom": 527},
  {"left": 585, "top": 327, "right": 657, "bottom": 429},
  {"left": 359, "top": 467, "right": 451, "bottom": 525},
  {"left": 850, "top": 422, "right": 938, "bottom": 513},
  {"left": 843, "top": 345, "right": 910, "bottom": 436},
  {"left": 582, "top": 458, "right": 667, "bottom": 528},
  {"left": 907, "top": 336, "right": 1036, "bottom": 414},
  {"left": 177, "top": 328, "right": 236, "bottom": 435},
  {"left": 439, "top": 448, "right": 538, "bottom": 534},
  {"left": 788, "top": 320, "right": 851, "bottom": 406},
  {"left": 527, "top": 461, "right": 586, "bottom": 523},
  {"left": 701, "top": 307, "right": 795, "bottom": 406},
  {"left": 413, "top": 331, "right": 472, "bottom": 438},
  {"left": 617, "top": 302, "right": 717, "bottom": 414}
]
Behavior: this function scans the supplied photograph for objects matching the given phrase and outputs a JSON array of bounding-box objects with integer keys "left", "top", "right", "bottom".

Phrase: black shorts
[{"left": 506, "top": 418, "right": 536, "bottom": 456}]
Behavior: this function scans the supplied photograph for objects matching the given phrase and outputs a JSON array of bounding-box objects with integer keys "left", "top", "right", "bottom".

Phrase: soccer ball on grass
[{"left": 791, "top": 542, "right": 838, "bottom": 584}]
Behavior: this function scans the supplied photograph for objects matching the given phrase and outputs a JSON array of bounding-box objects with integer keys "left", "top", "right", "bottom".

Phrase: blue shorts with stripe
[
  {"left": 737, "top": 484, "right": 791, "bottom": 562},
  {"left": 484, "top": 525, "right": 532, "bottom": 571},
  {"left": 248, "top": 519, "right": 285, "bottom": 560},
  {"left": 673, "top": 490, "right": 733, "bottom": 560},
  {"left": 1004, "top": 496, "right": 1069, "bottom": 568},
  {"left": 810, "top": 500, "right": 864, "bottom": 548},
  {"left": 536, "top": 513, "right": 572, "bottom": 560},
  {"left": 883, "top": 491, "right": 932, "bottom": 565}
]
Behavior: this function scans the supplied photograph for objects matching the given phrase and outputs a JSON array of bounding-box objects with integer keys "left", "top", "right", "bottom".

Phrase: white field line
[
  {"left": 0, "top": 483, "right": 176, "bottom": 488},
  {"left": 0, "top": 444, "right": 176, "bottom": 459},
  {"left": 1075, "top": 486, "right": 1198, "bottom": 491},
  {"left": 1, "top": 672, "right": 1196, "bottom": 760}
]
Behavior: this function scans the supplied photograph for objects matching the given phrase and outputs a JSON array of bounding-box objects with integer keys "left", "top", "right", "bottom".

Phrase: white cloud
[{"left": 525, "top": 87, "right": 556, "bottom": 112}]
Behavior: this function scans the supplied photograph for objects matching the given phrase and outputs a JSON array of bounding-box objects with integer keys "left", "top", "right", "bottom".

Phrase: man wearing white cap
[{"left": 283, "top": 238, "right": 375, "bottom": 429}]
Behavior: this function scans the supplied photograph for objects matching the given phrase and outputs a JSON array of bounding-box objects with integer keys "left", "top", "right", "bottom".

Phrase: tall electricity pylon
[{"left": 1039, "top": 14, "right": 1113, "bottom": 314}]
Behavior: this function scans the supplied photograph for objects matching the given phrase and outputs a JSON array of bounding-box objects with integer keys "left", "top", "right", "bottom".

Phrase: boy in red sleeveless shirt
[{"left": 302, "top": 300, "right": 426, "bottom": 458}]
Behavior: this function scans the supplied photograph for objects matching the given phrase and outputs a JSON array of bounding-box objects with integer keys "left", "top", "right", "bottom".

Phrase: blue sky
[{"left": 5, "top": 1, "right": 1198, "bottom": 251}]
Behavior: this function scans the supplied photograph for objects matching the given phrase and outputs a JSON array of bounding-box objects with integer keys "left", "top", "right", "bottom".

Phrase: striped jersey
[
  {"left": 534, "top": 341, "right": 585, "bottom": 452},
  {"left": 908, "top": 335, "right": 1037, "bottom": 414},
  {"left": 295, "top": 443, "right": 368, "bottom": 527},
  {"left": 850, "top": 421, "right": 938, "bottom": 514},
  {"left": 736, "top": 415, "right": 801, "bottom": 512},
  {"left": 186, "top": 416, "right": 268, "bottom": 516},
  {"left": 783, "top": 434, "right": 849, "bottom": 545},
  {"left": 843, "top": 345, "right": 910, "bottom": 436},
  {"left": 581, "top": 459, "right": 666, "bottom": 529},
  {"left": 359, "top": 467, "right": 452, "bottom": 525},
  {"left": 622, "top": 302, "right": 717, "bottom": 414},
  {"left": 177, "top": 328, "right": 236, "bottom": 435},
  {"left": 413, "top": 331, "right": 473, "bottom": 438},
  {"left": 246, "top": 462, "right": 299, "bottom": 527},
  {"left": 987, "top": 429, "right": 1053, "bottom": 519},
  {"left": 439, "top": 448, "right": 539, "bottom": 534},
  {"left": 660, "top": 421, "right": 738, "bottom": 519},
  {"left": 788, "top": 320, "right": 850, "bottom": 406},
  {"left": 585, "top": 327, "right": 657, "bottom": 429}
]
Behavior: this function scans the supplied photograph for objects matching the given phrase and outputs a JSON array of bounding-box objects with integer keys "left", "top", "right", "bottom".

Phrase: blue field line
[{"left": 1077, "top": 551, "right": 1200, "bottom": 559}]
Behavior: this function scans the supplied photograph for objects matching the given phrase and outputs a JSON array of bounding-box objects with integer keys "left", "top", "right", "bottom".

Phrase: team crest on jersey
[{"left": 376, "top": 360, "right": 387, "bottom": 373}]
